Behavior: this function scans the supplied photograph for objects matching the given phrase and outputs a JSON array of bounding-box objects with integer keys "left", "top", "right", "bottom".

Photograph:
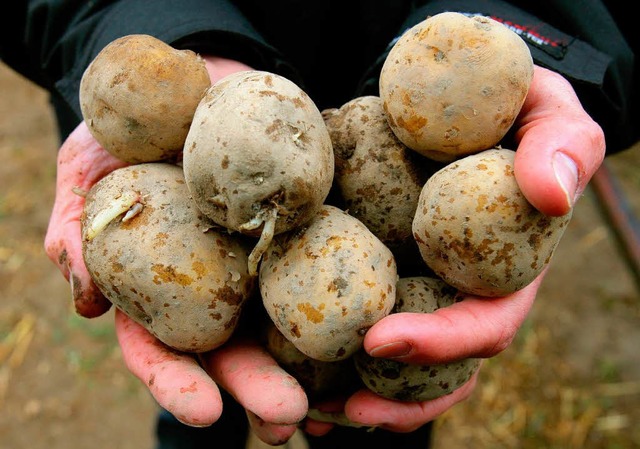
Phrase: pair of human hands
[{"left": 44, "top": 55, "right": 605, "bottom": 445}]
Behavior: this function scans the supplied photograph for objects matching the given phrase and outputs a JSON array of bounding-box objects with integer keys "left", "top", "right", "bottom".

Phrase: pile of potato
[{"left": 79, "top": 12, "right": 572, "bottom": 405}]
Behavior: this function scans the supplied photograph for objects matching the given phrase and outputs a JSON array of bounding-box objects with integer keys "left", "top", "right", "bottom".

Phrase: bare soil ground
[{"left": 1, "top": 61, "right": 639, "bottom": 449}]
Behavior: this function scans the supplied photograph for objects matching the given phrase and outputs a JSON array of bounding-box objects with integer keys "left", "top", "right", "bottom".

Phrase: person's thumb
[
  {"left": 513, "top": 67, "right": 605, "bottom": 216},
  {"left": 45, "top": 123, "right": 127, "bottom": 317}
]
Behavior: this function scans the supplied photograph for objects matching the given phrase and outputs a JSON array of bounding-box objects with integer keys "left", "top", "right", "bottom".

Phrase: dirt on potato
[{"left": 1, "top": 61, "right": 639, "bottom": 449}]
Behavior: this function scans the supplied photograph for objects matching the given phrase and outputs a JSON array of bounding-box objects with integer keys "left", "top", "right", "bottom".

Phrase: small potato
[
  {"left": 81, "top": 163, "right": 256, "bottom": 352},
  {"left": 412, "top": 148, "right": 572, "bottom": 296},
  {"left": 380, "top": 12, "right": 533, "bottom": 161},
  {"left": 259, "top": 205, "right": 397, "bottom": 362},
  {"left": 322, "top": 96, "right": 442, "bottom": 272},
  {"left": 355, "top": 276, "right": 480, "bottom": 402},
  {"left": 79, "top": 34, "right": 211, "bottom": 163},
  {"left": 183, "top": 70, "right": 335, "bottom": 274},
  {"left": 263, "top": 319, "right": 359, "bottom": 401}
]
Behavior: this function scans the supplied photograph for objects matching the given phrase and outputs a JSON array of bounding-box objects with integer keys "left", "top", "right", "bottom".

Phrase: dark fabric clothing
[
  {"left": 1, "top": 0, "right": 637, "bottom": 152},
  {"left": 155, "top": 391, "right": 249, "bottom": 449},
  {"left": 155, "top": 389, "right": 433, "bottom": 449}
]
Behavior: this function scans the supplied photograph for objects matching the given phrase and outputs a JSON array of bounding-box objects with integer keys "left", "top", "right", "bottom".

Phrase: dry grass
[{"left": 433, "top": 324, "right": 640, "bottom": 448}]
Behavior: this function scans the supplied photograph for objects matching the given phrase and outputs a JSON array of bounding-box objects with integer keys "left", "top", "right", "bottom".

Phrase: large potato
[
  {"left": 259, "top": 205, "right": 397, "bottom": 362},
  {"left": 412, "top": 148, "right": 572, "bottom": 296},
  {"left": 380, "top": 12, "right": 533, "bottom": 161},
  {"left": 81, "top": 163, "right": 256, "bottom": 352},
  {"left": 322, "top": 95, "right": 442, "bottom": 273},
  {"left": 183, "top": 71, "right": 334, "bottom": 275},
  {"left": 80, "top": 34, "right": 211, "bottom": 163},
  {"left": 355, "top": 277, "right": 480, "bottom": 401}
]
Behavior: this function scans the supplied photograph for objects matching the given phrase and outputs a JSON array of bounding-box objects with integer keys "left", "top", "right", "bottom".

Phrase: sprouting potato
[
  {"left": 259, "top": 205, "right": 397, "bottom": 362},
  {"left": 183, "top": 70, "right": 335, "bottom": 275},
  {"left": 380, "top": 12, "right": 533, "bottom": 162},
  {"left": 412, "top": 148, "right": 572, "bottom": 296},
  {"left": 81, "top": 163, "right": 256, "bottom": 352},
  {"left": 80, "top": 34, "right": 211, "bottom": 163},
  {"left": 355, "top": 276, "right": 480, "bottom": 401}
]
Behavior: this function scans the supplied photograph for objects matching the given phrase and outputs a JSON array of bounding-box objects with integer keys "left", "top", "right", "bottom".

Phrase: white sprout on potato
[
  {"left": 244, "top": 207, "right": 278, "bottom": 276},
  {"left": 238, "top": 215, "right": 265, "bottom": 231},
  {"left": 121, "top": 201, "right": 144, "bottom": 222},
  {"left": 84, "top": 191, "right": 141, "bottom": 241}
]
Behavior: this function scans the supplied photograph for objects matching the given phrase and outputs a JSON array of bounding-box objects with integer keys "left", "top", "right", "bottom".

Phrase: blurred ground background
[{"left": 1, "top": 60, "right": 639, "bottom": 449}]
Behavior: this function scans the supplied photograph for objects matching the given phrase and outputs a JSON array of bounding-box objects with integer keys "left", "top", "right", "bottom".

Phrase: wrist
[{"left": 201, "top": 55, "right": 253, "bottom": 84}]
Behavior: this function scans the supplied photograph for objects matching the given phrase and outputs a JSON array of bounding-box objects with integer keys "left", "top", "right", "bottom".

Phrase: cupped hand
[
  {"left": 306, "top": 66, "right": 606, "bottom": 434},
  {"left": 116, "top": 310, "right": 308, "bottom": 444},
  {"left": 304, "top": 276, "right": 539, "bottom": 435},
  {"left": 44, "top": 123, "right": 307, "bottom": 441},
  {"left": 44, "top": 55, "right": 309, "bottom": 445}
]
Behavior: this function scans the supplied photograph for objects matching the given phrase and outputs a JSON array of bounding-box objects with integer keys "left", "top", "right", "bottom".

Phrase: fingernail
[
  {"left": 369, "top": 341, "right": 412, "bottom": 358},
  {"left": 553, "top": 152, "right": 579, "bottom": 209},
  {"left": 175, "top": 418, "right": 211, "bottom": 428}
]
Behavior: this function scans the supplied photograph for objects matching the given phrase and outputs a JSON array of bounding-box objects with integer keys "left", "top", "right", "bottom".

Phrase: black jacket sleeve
[
  {"left": 0, "top": 0, "right": 299, "bottom": 138},
  {"left": 1, "top": 0, "right": 637, "bottom": 153}
]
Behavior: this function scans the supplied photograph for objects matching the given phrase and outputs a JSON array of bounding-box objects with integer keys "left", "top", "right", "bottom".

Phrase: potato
[
  {"left": 354, "top": 276, "right": 480, "bottom": 401},
  {"left": 79, "top": 34, "right": 211, "bottom": 163},
  {"left": 259, "top": 205, "right": 397, "bottom": 362},
  {"left": 81, "top": 163, "right": 256, "bottom": 352},
  {"left": 183, "top": 70, "right": 335, "bottom": 274},
  {"left": 412, "top": 148, "right": 572, "bottom": 297},
  {"left": 322, "top": 96, "right": 442, "bottom": 272},
  {"left": 379, "top": 12, "right": 533, "bottom": 162},
  {"left": 263, "top": 319, "right": 359, "bottom": 401}
]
